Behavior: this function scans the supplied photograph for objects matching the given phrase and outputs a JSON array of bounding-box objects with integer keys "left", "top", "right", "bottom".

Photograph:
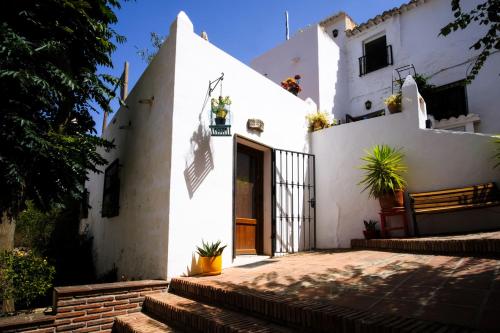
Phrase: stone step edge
[
  {"left": 142, "top": 293, "right": 292, "bottom": 333},
  {"left": 168, "top": 278, "right": 473, "bottom": 333},
  {"left": 351, "top": 237, "right": 500, "bottom": 256},
  {"left": 113, "top": 312, "right": 181, "bottom": 333}
]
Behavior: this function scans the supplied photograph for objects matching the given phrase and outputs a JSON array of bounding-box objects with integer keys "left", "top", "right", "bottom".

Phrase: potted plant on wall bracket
[
  {"left": 211, "top": 96, "right": 231, "bottom": 125},
  {"left": 358, "top": 144, "right": 407, "bottom": 210},
  {"left": 196, "top": 240, "right": 227, "bottom": 276}
]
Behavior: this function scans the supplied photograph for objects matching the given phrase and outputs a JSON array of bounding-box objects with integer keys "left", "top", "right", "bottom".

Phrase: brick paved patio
[{"left": 178, "top": 250, "right": 500, "bottom": 331}]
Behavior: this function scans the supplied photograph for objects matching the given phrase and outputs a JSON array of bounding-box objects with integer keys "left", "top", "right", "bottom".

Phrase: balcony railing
[{"left": 359, "top": 45, "right": 393, "bottom": 76}]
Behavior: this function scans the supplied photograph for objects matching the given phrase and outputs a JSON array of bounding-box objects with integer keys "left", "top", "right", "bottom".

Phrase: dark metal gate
[{"left": 271, "top": 149, "right": 316, "bottom": 255}]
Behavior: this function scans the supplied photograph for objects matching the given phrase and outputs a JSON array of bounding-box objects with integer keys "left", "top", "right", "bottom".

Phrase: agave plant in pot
[
  {"left": 363, "top": 220, "right": 380, "bottom": 240},
  {"left": 196, "top": 240, "right": 227, "bottom": 276},
  {"left": 358, "top": 144, "right": 407, "bottom": 210}
]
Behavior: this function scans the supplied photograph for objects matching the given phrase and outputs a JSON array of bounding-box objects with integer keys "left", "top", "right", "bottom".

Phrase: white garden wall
[
  {"left": 166, "top": 13, "right": 314, "bottom": 279},
  {"left": 312, "top": 76, "right": 500, "bottom": 248},
  {"left": 82, "top": 21, "right": 178, "bottom": 280}
]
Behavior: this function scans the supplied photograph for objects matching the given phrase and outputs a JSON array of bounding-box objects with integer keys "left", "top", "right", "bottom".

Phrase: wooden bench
[{"left": 409, "top": 182, "right": 500, "bottom": 236}]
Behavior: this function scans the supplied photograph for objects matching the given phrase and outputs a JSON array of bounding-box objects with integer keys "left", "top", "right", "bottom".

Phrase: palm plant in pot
[
  {"left": 358, "top": 144, "right": 407, "bottom": 210},
  {"left": 196, "top": 240, "right": 227, "bottom": 276}
]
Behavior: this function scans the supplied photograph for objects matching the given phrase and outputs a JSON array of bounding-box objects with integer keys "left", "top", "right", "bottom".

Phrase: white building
[
  {"left": 82, "top": 1, "right": 500, "bottom": 281},
  {"left": 251, "top": 0, "right": 500, "bottom": 134}
]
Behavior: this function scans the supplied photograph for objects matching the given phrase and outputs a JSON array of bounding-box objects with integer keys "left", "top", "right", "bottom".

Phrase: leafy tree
[
  {"left": 0, "top": 1, "right": 124, "bottom": 231},
  {"left": 136, "top": 32, "right": 166, "bottom": 63},
  {"left": 440, "top": 0, "right": 500, "bottom": 81}
]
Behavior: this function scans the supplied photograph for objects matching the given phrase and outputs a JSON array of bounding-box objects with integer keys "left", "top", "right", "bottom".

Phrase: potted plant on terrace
[
  {"left": 306, "top": 111, "right": 332, "bottom": 132},
  {"left": 211, "top": 96, "right": 231, "bottom": 125},
  {"left": 358, "top": 144, "right": 407, "bottom": 210},
  {"left": 281, "top": 75, "right": 302, "bottom": 96},
  {"left": 196, "top": 240, "right": 227, "bottom": 276},
  {"left": 384, "top": 93, "right": 402, "bottom": 114},
  {"left": 363, "top": 220, "right": 379, "bottom": 240}
]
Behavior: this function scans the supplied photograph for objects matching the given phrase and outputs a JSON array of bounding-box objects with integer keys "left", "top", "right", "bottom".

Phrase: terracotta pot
[
  {"left": 378, "top": 193, "right": 395, "bottom": 210},
  {"left": 200, "top": 255, "right": 222, "bottom": 276},
  {"left": 394, "top": 189, "right": 404, "bottom": 207},
  {"left": 387, "top": 103, "right": 401, "bottom": 114},
  {"left": 313, "top": 120, "right": 324, "bottom": 131},
  {"left": 363, "top": 230, "right": 379, "bottom": 240},
  {"left": 378, "top": 190, "right": 404, "bottom": 210}
]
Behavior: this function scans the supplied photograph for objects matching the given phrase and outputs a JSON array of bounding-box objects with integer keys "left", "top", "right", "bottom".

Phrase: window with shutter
[{"left": 102, "top": 159, "right": 120, "bottom": 218}]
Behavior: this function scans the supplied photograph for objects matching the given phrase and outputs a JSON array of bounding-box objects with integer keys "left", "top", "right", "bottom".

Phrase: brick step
[
  {"left": 143, "top": 292, "right": 294, "bottom": 333},
  {"left": 113, "top": 312, "right": 183, "bottom": 333},
  {"left": 351, "top": 236, "right": 500, "bottom": 256},
  {"left": 168, "top": 278, "right": 473, "bottom": 333}
]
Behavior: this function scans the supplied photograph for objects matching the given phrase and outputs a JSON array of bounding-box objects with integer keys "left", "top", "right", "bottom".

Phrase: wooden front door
[{"left": 235, "top": 145, "right": 263, "bottom": 255}]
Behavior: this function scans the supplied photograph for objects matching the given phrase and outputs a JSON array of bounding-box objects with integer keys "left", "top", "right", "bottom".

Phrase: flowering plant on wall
[
  {"left": 306, "top": 110, "right": 332, "bottom": 132},
  {"left": 211, "top": 96, "right": 231, "bottom": 123},
  {"left": 281, "top": 75, "right": 301, "bottom": 96}
]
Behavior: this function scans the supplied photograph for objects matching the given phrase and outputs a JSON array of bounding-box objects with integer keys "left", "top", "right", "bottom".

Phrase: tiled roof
[
  {"left": 319, "top": 0, "right": 431, "bottom": 37},
  {"left": 318, "top": 11, "right": 355, "bottom": 28},
  {"left": 346, "top": 0, "right": 430, "bottom": 37}
]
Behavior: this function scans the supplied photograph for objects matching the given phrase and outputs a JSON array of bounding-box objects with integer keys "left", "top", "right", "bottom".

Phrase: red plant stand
[{"left": 379, "top": 208, "right": 409, "bottom": 238}]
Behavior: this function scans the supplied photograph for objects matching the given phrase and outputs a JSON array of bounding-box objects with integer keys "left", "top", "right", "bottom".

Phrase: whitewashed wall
[
  {"left": 346, "top": 0, "right": 500, "bottom": 134},
  {"left": 82, "top": 22, "right": 177, "bottom": 280},
  {"left": 312, "top": 76, "right": 500, "bottom": 248},
  {"left": 165, "top": 13, "right": 314, "bottom": 279},
  {"left": 250, "top": 25, "right": 320, "bottom": 110},
  {"left": 252, "top": 0, "right": 500, "bottom": 133}
]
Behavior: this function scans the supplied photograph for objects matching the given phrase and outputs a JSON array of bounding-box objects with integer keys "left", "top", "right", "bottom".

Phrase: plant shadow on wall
[{"left": 184, "top": 94, "right": 214, "bottom": 199}]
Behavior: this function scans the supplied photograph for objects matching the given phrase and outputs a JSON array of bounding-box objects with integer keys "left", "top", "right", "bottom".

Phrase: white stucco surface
[
  {"left": 82, "top": 18, "right": 178, "bottom": 279},
  {"left": 312, "top": 76, "right": 500, "bottom": 248},
  {"left": 166, "top": 13, "right": 314, "bottom": 279},
  {"left": 252, "top": 0, "right": 500, "bottom": 133},
  {"left": 83, "top": 6, "right": 500, "bottom": 282}
]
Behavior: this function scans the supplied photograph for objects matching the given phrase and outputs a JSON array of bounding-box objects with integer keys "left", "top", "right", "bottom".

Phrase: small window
[
  {"left": 426, "top": 81, "right": 468, "bottom": 120},
  {"left": 102, "top": 159, "right": 120, "bottom": 218},
  {"left": 359, "top": 35, "right": 393, "bottom": 76}
]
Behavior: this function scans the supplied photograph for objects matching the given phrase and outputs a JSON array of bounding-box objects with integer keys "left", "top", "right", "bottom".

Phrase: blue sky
[{"left": 95, "top": 0, "right": 410, "bottom": 134}]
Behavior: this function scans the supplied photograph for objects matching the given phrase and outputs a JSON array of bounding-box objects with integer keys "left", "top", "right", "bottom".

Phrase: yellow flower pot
[{"left": 200, "top": 255, "right": 222, "bottom": 276}]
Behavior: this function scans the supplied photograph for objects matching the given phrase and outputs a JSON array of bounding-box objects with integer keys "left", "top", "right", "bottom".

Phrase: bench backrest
[{"left": 409, "top": 182, "right": 500, "bottom": 211}]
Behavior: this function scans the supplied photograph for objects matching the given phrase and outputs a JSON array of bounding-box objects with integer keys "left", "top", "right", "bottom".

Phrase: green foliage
[
  {"left": 384, "top": 94, "right": 402, "bottom": 108},
  {"left": 196, "top": 240, "right": 227, "bottom": 257},
  {"left": 136, "top": 32, "right": 166, "bottom": 63},
  {"left": 440, "top": 0, "right": 499, "bottom": 82},
  {"left": 15, "top": 201, "right": 59, "bottom": 253},
  {"left": 0, "top": 0, "right": 123, "bottom": 218},
  {"left": 363, "top": 220, "right": 378, "bottom": 231},
  {"left": 0, "top": 249, "right": 55, "bottom": 309},
  {"left": 358, "top": 145, "right": 407, "bottom": 199},
  {"left": 306, "top": 111, "right": 332, "bottom": 132}
]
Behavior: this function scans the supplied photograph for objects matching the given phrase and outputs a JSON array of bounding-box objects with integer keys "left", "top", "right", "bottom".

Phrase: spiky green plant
[
  {"left": 363, "top": 220, "right": 378, "bottom": 232},
  {"left": 196, "top": 240, "right": 227, "bottom": 257},
  {"left": 358, "top": 145, "right": 407, "bottom": 199}
]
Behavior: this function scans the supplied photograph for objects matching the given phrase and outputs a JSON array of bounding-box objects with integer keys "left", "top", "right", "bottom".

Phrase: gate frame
[{"left": 271, "top": 148, "right": 316, "bottom": 256}]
